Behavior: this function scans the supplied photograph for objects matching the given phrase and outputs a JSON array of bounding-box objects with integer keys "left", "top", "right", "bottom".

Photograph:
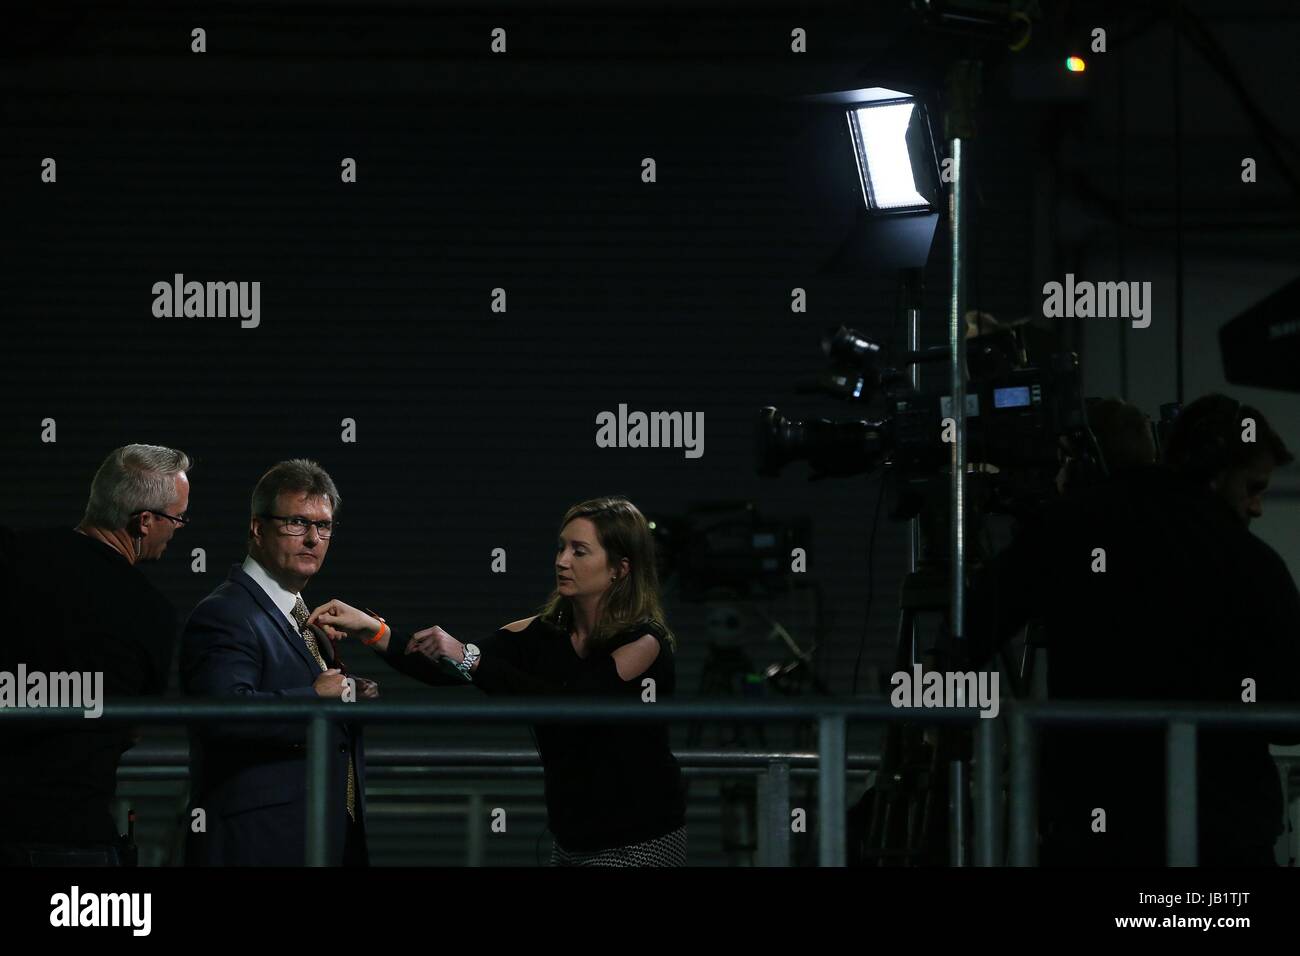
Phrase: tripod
[{"left": 863, "top": 566, "right": 974, "bottom": 865}]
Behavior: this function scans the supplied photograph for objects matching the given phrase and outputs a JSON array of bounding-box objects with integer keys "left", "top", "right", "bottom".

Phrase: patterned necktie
[{"left": 292, "top": 594, "right": 357, "bottom": 822}]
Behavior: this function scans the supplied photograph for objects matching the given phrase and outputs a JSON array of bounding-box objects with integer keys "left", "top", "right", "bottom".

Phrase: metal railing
[
  {"left": 1006, "top": 700, "right": 1300, "bottom": 866},
  {"left": 0, "top": 697, "right": 962, "bottom": 866},
  {"left": 116, "top": 743, "right": 878, "bottom": 867},
  {"left": 7, "top": 697, "right": 1300, "bottom": 866}
]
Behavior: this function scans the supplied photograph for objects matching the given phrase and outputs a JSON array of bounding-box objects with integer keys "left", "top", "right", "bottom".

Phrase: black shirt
[
  {"left": 0, "top": 528, "right": 177, "bottom": 844},
  {"left": 390, "top": 616, "right": 687, "bottom": 852},
  {"left": 966, "top": 465, "right": 1300, "bottom": 858}
]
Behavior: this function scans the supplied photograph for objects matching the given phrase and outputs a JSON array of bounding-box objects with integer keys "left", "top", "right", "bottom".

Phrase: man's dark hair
[
  {"left": 250, "top": 459, "right": 341, "bottom": 520},
  {"left": 1163, "top": 393, "right": 1294, "bottom": 482}
]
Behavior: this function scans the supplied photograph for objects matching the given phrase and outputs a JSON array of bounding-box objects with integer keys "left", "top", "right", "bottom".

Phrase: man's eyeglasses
[
  {"left": 260, "top": 514, "right": 335, "bottom": 538},
  {"left": 132, "top": 509, "right": 190, "bottom": 527}
]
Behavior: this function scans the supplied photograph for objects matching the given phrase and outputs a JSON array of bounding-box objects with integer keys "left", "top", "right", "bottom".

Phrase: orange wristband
[{"left": 362, "top": 620, "right": 388, "bottom": 647}]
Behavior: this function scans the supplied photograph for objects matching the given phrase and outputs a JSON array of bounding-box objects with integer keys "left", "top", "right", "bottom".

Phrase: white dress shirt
[{"left": 241, "top": 555, "right": 302, "bottom": 633}]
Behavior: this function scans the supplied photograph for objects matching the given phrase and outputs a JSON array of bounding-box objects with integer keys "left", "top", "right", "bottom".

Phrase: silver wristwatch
[{"left": 455, "top": 643, "right": 481, "bottom": 680}]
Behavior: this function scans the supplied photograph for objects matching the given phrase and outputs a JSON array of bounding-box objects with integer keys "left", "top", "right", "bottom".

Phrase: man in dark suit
[
  {"left": 0, "top": 444, "right": 191, "bottom": 865},
  {"left": 181, "top": 459, "right": 377, "bottom": 867}
]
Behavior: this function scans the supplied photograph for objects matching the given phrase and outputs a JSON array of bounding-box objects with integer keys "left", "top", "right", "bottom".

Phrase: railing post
[
  {"left": 466, "top": 792, "right": 485, "bottom": 867},
  {"left": 757, "top": 760, "right": 792, "bottom": 867},
  {"left": 306, "top": 713, "right": 330, "bottom": 867},
  {"left": 1008, "top": 706, "right": 1037, "bottom": 866},
  {"left": 1166, "top": 720, "right": 1197, "bottom": 866},
  {"left": 949, "top": 759, "right": 967, "bottom": 865},
  {"left": 818, "top": 715, "right": 847, "bottom": 867},
  {"left": 973, "top": 714, "right": 1002, "bottom": 866}
]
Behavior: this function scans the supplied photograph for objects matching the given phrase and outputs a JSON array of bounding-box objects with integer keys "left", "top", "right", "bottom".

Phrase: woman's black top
[{"left": 471, "top": 616, "right": 686, "bottom": 851}]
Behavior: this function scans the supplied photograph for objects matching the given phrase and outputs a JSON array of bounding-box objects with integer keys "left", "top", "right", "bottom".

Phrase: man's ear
[
  {"left": 248, "top": 516, "right": 262, "bottom": 546},
  {"left": 128, "top": 512, "right": 149, "bottom": 537}
]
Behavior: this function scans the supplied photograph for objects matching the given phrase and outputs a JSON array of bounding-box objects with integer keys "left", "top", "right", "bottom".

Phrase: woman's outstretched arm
[{"left": 408, "top": 620, "right": 664, "bottom": 696}]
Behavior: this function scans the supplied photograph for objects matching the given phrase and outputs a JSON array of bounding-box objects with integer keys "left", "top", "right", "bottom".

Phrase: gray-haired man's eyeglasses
[{"left": 132, "top": 509, "right": 190, "bottom": 527}]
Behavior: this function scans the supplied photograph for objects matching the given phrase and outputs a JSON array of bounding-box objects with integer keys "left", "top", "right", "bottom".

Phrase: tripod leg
[{"left": 867, "top": 604, "right": 918, "bottom": 863}]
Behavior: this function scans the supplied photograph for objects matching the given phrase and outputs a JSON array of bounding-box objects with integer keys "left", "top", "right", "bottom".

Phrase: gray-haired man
[{"left": 0, "top": 444, "right": 191, "bottom": 865}]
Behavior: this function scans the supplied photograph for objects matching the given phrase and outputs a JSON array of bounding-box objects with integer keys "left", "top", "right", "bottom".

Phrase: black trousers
[{"left": 343, "top": 815, "right": 368, "bottom": 867}]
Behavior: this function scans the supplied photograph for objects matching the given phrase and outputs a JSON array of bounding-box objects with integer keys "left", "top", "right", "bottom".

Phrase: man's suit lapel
[{"left": 227, "top": 565, "right": 320, "bottom": 673}]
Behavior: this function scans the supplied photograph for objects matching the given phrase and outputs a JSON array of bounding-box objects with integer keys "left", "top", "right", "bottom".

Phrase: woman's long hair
[{"left": 538, "top": 496, "right": 675, "bottom": 652}]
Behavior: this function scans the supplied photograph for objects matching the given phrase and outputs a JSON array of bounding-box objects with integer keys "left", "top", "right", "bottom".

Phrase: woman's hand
[
  {"left": 306, "top": 599, "right": 382, "bottom": 643},
  {"left": 406, "top": 625, "right": 464, "bottom": 663}
]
